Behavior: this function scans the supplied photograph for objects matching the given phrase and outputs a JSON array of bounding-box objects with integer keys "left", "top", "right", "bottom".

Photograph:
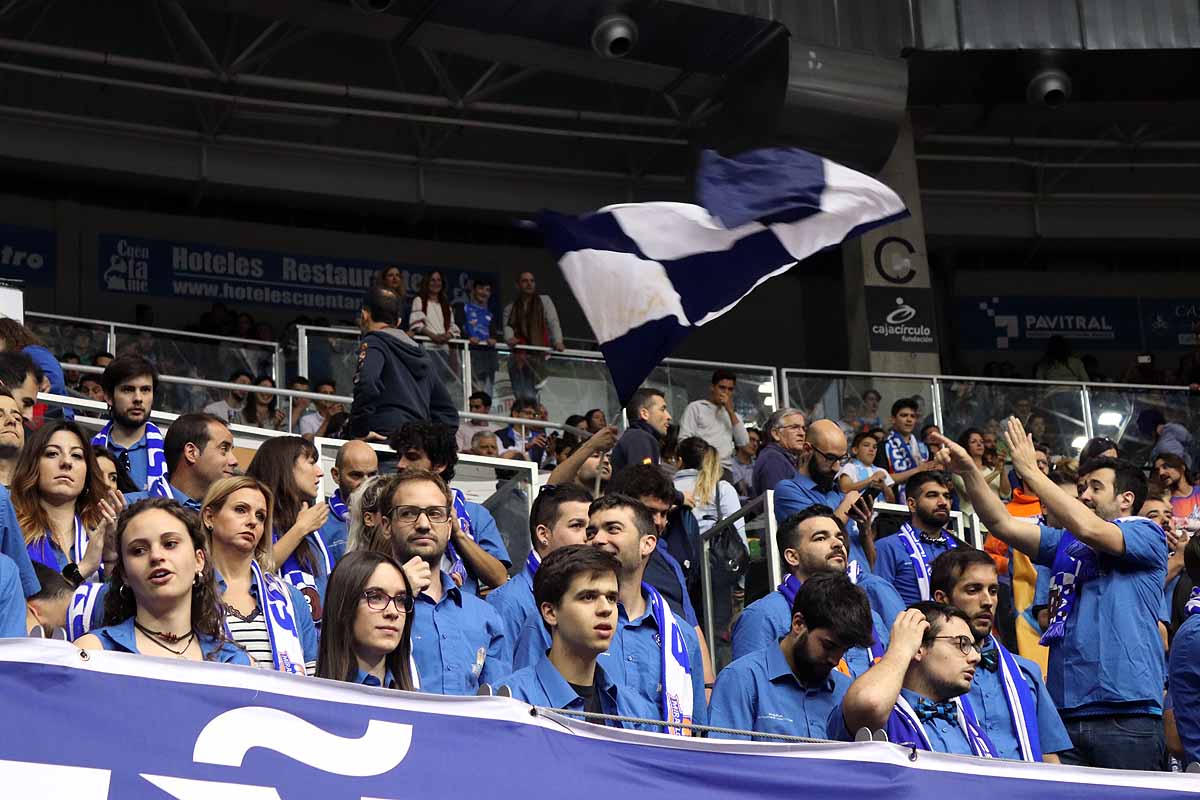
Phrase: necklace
[{"left": 134, "top": 621, "right": 196, "bottom": 657}]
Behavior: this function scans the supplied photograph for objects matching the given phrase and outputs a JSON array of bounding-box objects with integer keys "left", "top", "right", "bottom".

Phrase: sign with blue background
[
  {"left": 0, "top": 224, "right": 55, "bottom": 288},
  {"left": 0, "top": 641, "right": 1192, "bottom": 800},
  {"left": 97, "top": 233, "right": 496, "bottom": 316},
  {"left": 957, "top": 296, "right": 1142, "bottom": 351}
]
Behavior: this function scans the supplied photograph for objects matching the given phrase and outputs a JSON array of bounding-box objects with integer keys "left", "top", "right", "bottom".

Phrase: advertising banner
[
  {"left": 0, "top": 223, "right": 55, "bottom": 288},
  {"left": 865, "top": 286, "right": 938, "bottom": 352},
  {"left": 956, "top": 296, "right": 1141, "bottom": 351}
]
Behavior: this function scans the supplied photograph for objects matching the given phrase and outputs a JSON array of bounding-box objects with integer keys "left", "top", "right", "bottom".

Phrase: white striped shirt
[{"left": 224, "top": 608, "right": 315, "bottom": 676}]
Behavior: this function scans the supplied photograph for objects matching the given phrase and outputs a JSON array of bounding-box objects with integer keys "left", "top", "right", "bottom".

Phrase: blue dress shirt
[
  {"left": 874, "top": 531, "right": 958, "bottom": 606},
  {"left": 457, "top": 501, "right": 513, "bottom": 597},
  {"left": 90, "top": 617, "right": 251, "bottom": 664},
  {"left": 1169, "top": 614, "right": 1200, "bottom": 765},
  {"left": 827, "top": 688, "right": 977, "bottom": 755},
  {"left": 0, "top": 554, "right": 26, "bottom": 637},
  {"left": 411, "top": 571, "right": 511, "bottom": 696},
  {"left": 967, "top": 646, "right": 1072, "bottom": 760},
  {"left": 486, "top": 566, "right": 536, "bottom": 647},
  {"left": 773, "top": 475, "right": 872, "bottom": 574},
  {"left": 502, "top": 652, "right": 631, "bottom": 725}
]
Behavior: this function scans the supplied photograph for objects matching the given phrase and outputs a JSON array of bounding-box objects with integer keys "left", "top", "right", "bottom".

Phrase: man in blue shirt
[
  {"left": 710, "top": 572, "right": 874, "bottom": 740},
  {"left": 487, "top": 483, "right": 593, "bottom": 645},
  {"left": 585, "top": 493, "right": 707, "bottom": 733},
  {"left": 732, "top": 506, "right": 891, "bottom": 677},
  {"left": 1168, "top": 535, "right": 1200, "bottom": 767},
  {"left": 92, "top": 356, "right": 164, "bottom": 493},
  {"left": 936, "top": 419, "right": 1168, "bottom": 770},
  {"left": 381, "top": 469, "right": 511, "bottom": 695},
  {"left": 500, "top": 544, "right": 634, "bottom": 723},
  {"left": 392, "top": 422, "right": 511, "bottom": 596},
  {"left": 156, "top": 413, "right": 240, "bottom": 509},
  {"left": 827, "top": 603, "right": 991, "bottom": 757},
  {"left": 874, "top": 472, "right": 967, "bottom": 606},
  {"left": 320, "top": 440, "right": 379, "bottom": 563},
  {"left": 930, "top": 548, "right": 1071, "bottom": 762}
]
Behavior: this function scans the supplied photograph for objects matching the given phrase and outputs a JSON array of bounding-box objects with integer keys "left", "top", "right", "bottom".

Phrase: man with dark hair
[
  {"left": 881, "top": 398, "right": 935, "bottom": 497},
  {"left": 460, "top": 275, "right": 501, "bottom": 396},
  {"left": 25, "top": 561, "right": 74, "bottom": 635},
  {"left": 321, "top": 440, "right": 379, "bottom": 563},
  {"left": 1156, "top": 452, "right": 1200, "bottom": 534},
  {"left": 302, "top": 379, "right": 342, "bottom": 440},
  {"left": 92, "top": 355, "right": 170, "bottom": 496},
  {"left": 1168, "top": 534, "right": 1200, "bottom": 768},
  {"left": 488, "top": 483, "right": 594, "bottom": 644},
  {"left": 584, "top": 493, "right": 707, "bottom": 734},
  {"left": 0, "top": 351, "right": 40, "bottom": 422},
  {"left": 874, "top": 471, "right": 967, "bottom": 606},
  {"left": 710, "top": 573, "right": 875, "bottom": 740},
  {"left": 930, "top": 549, "right": 1070, "bottom": 763},
  {"left": 610, "top": 387, "right": 670, "bottom": 474},
  {"left": 584, "top": 408, "right": 607, "bottom": 434},
  {"left": 499, "top": 544, "right": 635, "bottom": 719},
  {"left": 733, "top": 506, "right": 894, "bottom": 676},
  {"left": 678, "top": 369, "right": 749, "bottom": 466},
  {"left": 495, "top": 397, "right": 547, "bottom": 463},
  {"left": 350, "top": 285, "right": 458, "bottom": 440},
  {"left": 391, "top": 422, "right": 510, "bottom": 596},
  {"left": 456, "top": 391, "right": 498, "bottom": 452},
  {"left": 0, "top": 388, "right": 24, "bottom": 487},
  {"left": 752, "top": 407, "right": 805, "bottom": 496},
  {"left": 78, "top": 374, "right": 105, "bottom": 404},
  {"left": 503, "top": 270, "right": 564, "bottom": 402},
  {"left": 828, "top": 603, "right": 992, "bottom": 757},
  {"left": 203, "top": 369, "right": 253, "bottom": 424},
  {"left": 89, "top": 351, "right": 113, "bottom": 368},
  {"left": 146, "top": 412, "right": 239, "bottom": 510},
  {"left": 936, "top": 418, "right": 1167, "bottom": 770}
]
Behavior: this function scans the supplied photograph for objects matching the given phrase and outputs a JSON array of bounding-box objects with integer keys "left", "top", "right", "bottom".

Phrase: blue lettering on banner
[
  {"left": 0, "top": 224, "right": 55, "bottom": 288},
  {"left": 97, "top": 234, "right": 497, "bottom": 314},
  {"left": 0, "top": 641, "right": 1190, "bottom": 799},
  {"left": 957, "top": 296, "right": 1139, "bottom": 351}
]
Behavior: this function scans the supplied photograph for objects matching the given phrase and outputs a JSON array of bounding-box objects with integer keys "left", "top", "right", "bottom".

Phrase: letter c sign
[{"left": 874, "top": 236, "right": 916, "bottom": 284}]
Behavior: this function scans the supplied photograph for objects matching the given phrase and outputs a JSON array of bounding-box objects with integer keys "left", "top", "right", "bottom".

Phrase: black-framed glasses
[
  {"left": 932, "top": 635, "right": 979, "bottom": 656},
  {"left": 812, "top": 447, "right": 850, "bottom": 466},
  {"left": 361, "top": 589, "right": 414, "bottom": 613},
  {"left": 387, "top": 505, "right": 451, "bottom": 525}
]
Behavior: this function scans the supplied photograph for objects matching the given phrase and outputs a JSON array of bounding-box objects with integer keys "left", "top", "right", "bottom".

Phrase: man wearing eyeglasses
[
  {"left": 930, "top": 548, "right": 1070, "bottom": 763},
  {"left": 874, "top": 471, "right": 968, "bottom": 607},
  {"left": 827, "top": 603, "right": 994, "bottom": 757},
  {"left": 379, "top": 469, "right": 511, "bottom": 696}
]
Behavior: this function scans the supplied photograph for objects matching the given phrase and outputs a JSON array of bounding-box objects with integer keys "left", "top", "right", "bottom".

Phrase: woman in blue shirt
[
  {"left": 246, "top": 437, "right": 332, "bottom": 625},
  {"left": 316, "top": 550, "right": 417, "bottom": 690},
  {"left": 201, "top": 475, "right": 319, "bottom": 674},
  {"left": 15, "top": 420, "right": 114, "bottom": 583},
  {"left": 76, "top": 497, "right": 249, "bottom": 664}
]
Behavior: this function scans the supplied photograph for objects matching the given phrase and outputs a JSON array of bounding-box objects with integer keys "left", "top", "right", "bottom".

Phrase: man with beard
[
  {"left": 827, "top": 603, "right": 994, "bottom": 757},
  {"left": 732, "top": 507, "right": 890, "bottom": 677},
  {"left": 91, "top": 355, "right": 171, "bottom": 497},
  {"left": 874, "top": 471, "right": 967, "bottom": 606},
  {"left": 1155, "top": 453, "right": 1200, "bottom": 534},
  {"left": 930, "top": 548, "right": 1071, "bottom": 763},
  {"left": 203, "top": 370, "right": 253, "bottom": 424},
  {"left": 934, "top": 419, "right": 1167, "bottom": 770},
  {"left": 709, "top": 572, "right": 874, "bottom": 740}
]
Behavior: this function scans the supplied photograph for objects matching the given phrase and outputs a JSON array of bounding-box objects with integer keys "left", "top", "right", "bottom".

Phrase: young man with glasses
[
  {"left": 874, "top": 471, "right": 969, "bottom": 606},
  {"left": 827, "top": 603, "right": 994, "bottom": 757},
  {"left": 379, "top": 469, "right": 511, "bottom": 695},
  {"left": 930, "top": 548, "right": 1070, "bottom": 763},
  {"left": 678, "top": 369, "right": 750, "bottom": 467}
]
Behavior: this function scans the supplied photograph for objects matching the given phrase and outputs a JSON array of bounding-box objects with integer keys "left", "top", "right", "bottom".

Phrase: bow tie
[
  {"left": 979, "top": 641, "right": 999, "bottom": 672},
  {"left": 914, "top": 698, "right": 958, "bottom": 723}
]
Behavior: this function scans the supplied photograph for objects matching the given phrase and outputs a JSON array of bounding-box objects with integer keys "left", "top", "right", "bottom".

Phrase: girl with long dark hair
[
  {"left": 76, "top": 498, "right": 249, "bottom": 663},
  {"left": 246, "top": 436, "right": 331, "bottom": 623},
  {"left": 316, "top": 550, "right": 417, "bottom": 690}
]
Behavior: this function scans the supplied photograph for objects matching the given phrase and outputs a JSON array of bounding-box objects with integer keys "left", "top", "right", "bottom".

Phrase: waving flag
[{"left": 539, "top": 148, "right": 908, "bottom": 403}]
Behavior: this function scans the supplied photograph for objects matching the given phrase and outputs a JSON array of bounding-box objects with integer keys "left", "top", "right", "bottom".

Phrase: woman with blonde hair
[
  {"left": 673, "top": 437, "right": 746, "bottom": 545},
  {"left": 345, "top": 474, "right": 389, "bottom": 556},
  {"left": 201, "top": 475, "right": 318, "bottom": 674}
]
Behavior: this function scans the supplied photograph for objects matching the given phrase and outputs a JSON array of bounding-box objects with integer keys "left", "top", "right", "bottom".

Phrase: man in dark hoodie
[
  {"left": 610, "top": 388, "right": 670, "bottom": 475},
  {"left": 350, "top": 286, "right": 459, "bottom": 440}
]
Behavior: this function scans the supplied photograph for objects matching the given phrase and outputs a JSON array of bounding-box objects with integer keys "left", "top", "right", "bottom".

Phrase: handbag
[{"left": 709, "top": 482, "right": 750, "bottom": 577}]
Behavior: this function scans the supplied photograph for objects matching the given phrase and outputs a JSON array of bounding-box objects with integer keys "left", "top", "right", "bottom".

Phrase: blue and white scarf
[
  {"left": 444, "top": 488, "right": 476, "bottom": 584},
  {"left": 779, "top": 574, "right": 885, "bottom": 663},
  {"left": 988, "top": 634, "right": 1043, "bottom": 762},
  {"left": 92, "top": 420, "right": 171, "bottom": 498},
  {"left": 525, "top": 549, "right": 541, "bottom": 583},
  {"left": 326, "top": 489, "right": 349, "bottom": 522},
  {"left": 1187, "top": 586, "right": 1200, "bottom": 617},
  {"left": 248, "top": 560, "right": 308, "bottom": 674},
  {"left": 884, "top": 430, "right": 926, "bottom": 474},
  {"left": 889, "top": 693, "right": 995, "bottom": 758},
  {"left": 847, "top": 560, "right": 862, "bottom": 585},
  {"left": 1039, "top": 532, "right": 1101, "bottom": 645},
  {"left": 644, "top": 582, "right": 693, "bottom": 736},
  {"left": 67, "top": 581, "right": 105, "bottom": 640},
  {"left": 279, "top": 529, "right": 333, "bottom": 624},
  {"left": 897, "top": 523, "right": 956, "bottom": 601},
  {"left": 27, "top": 516, "right": 97, "bottom": 579}
]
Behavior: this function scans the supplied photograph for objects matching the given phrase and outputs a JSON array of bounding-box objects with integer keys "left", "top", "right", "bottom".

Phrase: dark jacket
[
  {"left": 349, "top": 327, "right": 458, "bottom": 437},
  {"left": 752, "top": 441, "right": 799, "bottom": 497},
  {"left": 610, "top": 420, "right": 661, "bottom": 474}
]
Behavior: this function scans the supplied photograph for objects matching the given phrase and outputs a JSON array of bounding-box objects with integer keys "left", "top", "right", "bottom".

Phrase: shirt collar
[
  {"left": 355, "top": 667, "right": 394, "bottom": 688},
  {"left": 169, "top": 483, "right": 200, "bottom": 511},
  {"left": 419, "top": 571, "right": 463, "bottom": 606},
  {"left": 765, "top": 641, "right": 837, "bottom": 693},
  {"left": 533, "top": 652, "right": 618, "bottom": 710},
  {"left": 109, "top": 432, "right": 149, "bottom": 454}
]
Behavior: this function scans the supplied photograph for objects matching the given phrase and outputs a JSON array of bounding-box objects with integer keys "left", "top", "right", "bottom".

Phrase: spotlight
[
  {"left": 592, "top": 13, "right": 638, "bottom": 59},
  {"left": 1026, "top": 67, "right": 1071, "bottom": 109}
]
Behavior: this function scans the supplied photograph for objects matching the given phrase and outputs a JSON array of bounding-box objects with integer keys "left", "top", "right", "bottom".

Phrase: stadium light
[{"left": 1096, "top": 412, "right": 1123, "bottom": 428}]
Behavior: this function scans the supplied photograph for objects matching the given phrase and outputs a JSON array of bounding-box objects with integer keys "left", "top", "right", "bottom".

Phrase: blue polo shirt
[
  {"left": 826, "top": 688, "right": 976, "bottom": 755},
  {"left": 1035, "top": 518, "right": 1166, "bottom": 718},
  {"left": 967, "top": 646, "right": 1072, "bottom": 760},
  {"left": 317, "top": 513, "right": 348, "bottom": 564},
  {"left": 109, "top": 432, "right": 151, "bottom": 492},
  {"left": 486, "top": 566, "right": 536, "bottom": 646},
  {"left": 0, "top": 486, "right": 38, "bottom": 598},
  {"left": 709, "top": 642, "right": 852, "bottom": 741},
  {"left": 411, "top": 571, "right": 511, "bottom": 696},
  {"left": 730, "top": 589, "right": 888, "bottom": 678},
  {"left": 874, "top": 531, "right": 957, "bottom": 606},
  {"left": 214, "top": 569, "right": 319, "bottom": 667},
  {"left": 858, "top": 573, "right": 906, "bottom": 627},
  {"left": 1169, "top": 614, "right": 1200, "bottom": 765},
  {"left": 503, "top": 652, "right": 632, "bottom": 726},
  {"left": 90, "top": 617, "right": 251, "bottom": 664},
  {"left": 0, "top": 554, "right": 25, "bottom": 637},
  {"left": 457, "top": 501, "right": 513, "bottom": 598},
  {"left": 774, "top": 475, "right": 872, "bottom": 574}
]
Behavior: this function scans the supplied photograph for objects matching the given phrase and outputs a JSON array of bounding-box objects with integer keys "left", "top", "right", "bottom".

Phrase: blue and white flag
[{"left": 539, "top": 148, "right": 908, "bottom": 402}]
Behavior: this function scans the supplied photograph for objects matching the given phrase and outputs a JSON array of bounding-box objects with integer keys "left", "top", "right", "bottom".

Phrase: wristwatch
[{"left": 62, "top": 562, "right": 85, "bottom": 588}]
